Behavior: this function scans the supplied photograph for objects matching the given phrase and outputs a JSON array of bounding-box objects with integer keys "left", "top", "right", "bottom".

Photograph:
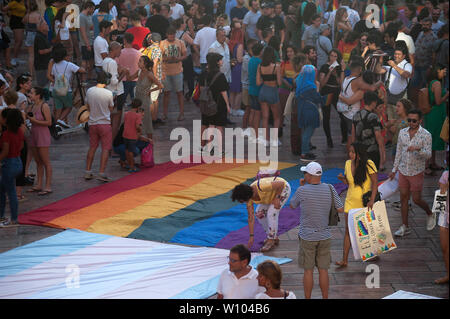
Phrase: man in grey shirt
[
  {"left": 316, "top": 24, "right": 332, "bottom": 70},
  {"left": 79, "top": 1, "right": 95, "bottom": 82},
  {"left": 243, "top": 0, "right": 261, "bottom": 41},
  {"left": 301, "top": 14, "right": 321, "bottom": 49},
  {"left": 290, "top": 162, "right": 344, "bottom": 299}
]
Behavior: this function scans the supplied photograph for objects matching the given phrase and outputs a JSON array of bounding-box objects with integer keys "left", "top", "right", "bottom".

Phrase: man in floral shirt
[{"left": 390, "top": 109, "right": 435, "bottom": 237}]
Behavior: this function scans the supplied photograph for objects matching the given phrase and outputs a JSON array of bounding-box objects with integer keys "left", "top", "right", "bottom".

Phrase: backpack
[
  {"left": 53, "top": 62, "right": 70, "bottom": 97},
  {"left": 418, "top": 81, "right": 433, "bottom": 115},
  {"left": 198, "top": 72, "right": 221, "bottom": 117},
  {"left": 141, "top": 143, "right": 155, "bottom": 168},
  {"left": 255, "top": 169, "right": 281, "bottom": 191},
  {"left": 40, "top": 104, "right": 59, "bottom": 140}
]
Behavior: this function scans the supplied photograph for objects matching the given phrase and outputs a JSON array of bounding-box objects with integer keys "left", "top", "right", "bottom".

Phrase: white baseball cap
[{"left": 300, "top": 162, "right": 323, "bottom": 176}]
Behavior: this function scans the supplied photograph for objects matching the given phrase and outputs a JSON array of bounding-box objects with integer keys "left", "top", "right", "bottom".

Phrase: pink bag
[{"left": 141, "top": 143, "right": 155, "bottom": 168}]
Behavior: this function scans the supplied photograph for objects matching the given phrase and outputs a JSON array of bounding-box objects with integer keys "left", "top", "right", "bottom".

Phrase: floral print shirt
[{"left": 393, "top": 126, "right": 432, "bottom": 176}]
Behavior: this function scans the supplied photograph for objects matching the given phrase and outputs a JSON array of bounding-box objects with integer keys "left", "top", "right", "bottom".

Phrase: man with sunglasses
[
  {"left": 390, "top": 109, "right": 435, "bottom": 237},
  {"left": 217, "top": 244, "right": 263, "bottom": 299}
]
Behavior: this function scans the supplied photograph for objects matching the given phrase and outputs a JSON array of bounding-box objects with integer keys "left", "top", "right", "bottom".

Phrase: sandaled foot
[
  {"left": 335, "top": 261, "right": 348, "bottom": 268},
  {"left": 260, "top": 240, "right": 276, "bottom": 252},
  {"left": 27, "top": 187, "right": 42, "bottom": 193},
  {"left": 38, "top": 190, "right": 53, "bottom": 196},
  {"left": 177, "top": 113, "right": 185, "bottom": 121},
  {"left": 434, "top": 276, "right": 449, "bottom": 284}
]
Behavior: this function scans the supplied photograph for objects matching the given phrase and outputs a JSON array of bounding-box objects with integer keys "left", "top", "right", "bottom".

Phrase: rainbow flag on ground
[{"left": 19, "top": 159, "right": 345, "bottom": 251}]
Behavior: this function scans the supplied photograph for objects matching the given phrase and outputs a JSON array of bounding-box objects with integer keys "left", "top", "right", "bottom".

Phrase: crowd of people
[{"left": 0, "top": 0, "right": 448, "bottom": 296}]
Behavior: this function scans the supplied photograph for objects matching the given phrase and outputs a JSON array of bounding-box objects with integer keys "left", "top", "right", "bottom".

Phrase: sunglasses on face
[{"left": 407, "top": 118, "right": 418, "bottom": 123}]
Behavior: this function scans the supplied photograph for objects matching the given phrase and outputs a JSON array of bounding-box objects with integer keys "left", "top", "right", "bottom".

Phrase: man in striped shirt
[{"left": 289, "top": 162, "right": 344, "bottom": 299}]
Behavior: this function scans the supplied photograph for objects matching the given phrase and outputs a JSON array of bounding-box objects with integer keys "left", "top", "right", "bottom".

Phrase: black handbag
[{"left": 362, "top": 191, "right": 381, "bottom": 207}]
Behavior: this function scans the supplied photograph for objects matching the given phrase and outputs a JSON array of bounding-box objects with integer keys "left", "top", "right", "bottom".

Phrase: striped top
[{"left": 290, "top": 183, "right": 344, "bottom": 241}]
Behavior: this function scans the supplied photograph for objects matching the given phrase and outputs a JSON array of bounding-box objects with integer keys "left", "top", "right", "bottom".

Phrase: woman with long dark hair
[
  {"left": 0, "top": 108, "right": 25, "bottom": 227},
  {"left": 229, "top": 22, "right": 245, "bottom": 117},
  {"left": 424, "top": 64, "right": 449, "bottom": 174},
  {"left": 198, "top": 52, "right": 231, "bottom": 155},
  {"left": 319, "top": 49, "right": 344, "bottom": 148},
  {"left": 336, "top": 142, "right": 378, "bottom": 267},
  {"left": 256, "top": 46, "right": 282, "bottom": 147}
]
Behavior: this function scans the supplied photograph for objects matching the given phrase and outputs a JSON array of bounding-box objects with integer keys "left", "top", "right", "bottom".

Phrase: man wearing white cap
[{"left": 290, "top": 162, "right": 344, "bottom": 299}]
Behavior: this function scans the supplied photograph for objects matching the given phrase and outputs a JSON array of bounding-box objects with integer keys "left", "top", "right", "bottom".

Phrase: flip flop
[
  {"left": 27, "top": 187, "right": 42, "bottom": 193},
  {"left": 38, "top": 190, "right": 53, "bottom": 196}
]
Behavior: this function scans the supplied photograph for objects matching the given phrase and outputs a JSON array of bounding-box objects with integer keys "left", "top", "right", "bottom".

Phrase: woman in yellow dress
[
  {"left": 336, "top": 142, "right": 378, "bottom": 267},
  {"left": 232, "top": 176, "right": 291, "bottom": 252}
]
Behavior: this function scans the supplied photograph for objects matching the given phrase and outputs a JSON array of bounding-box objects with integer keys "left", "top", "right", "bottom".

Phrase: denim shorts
[
  {"left": 24, "top": 31, "right": 36, "bottom": 47},
  {"left": 163, "top": 73, "right": 183, "bottom": 92},
  {"left": 258, "top": 85, "right": 279, "bottom": 105},
  {"left": 250, "top": 95, "right": 260, "bottom": 111}
]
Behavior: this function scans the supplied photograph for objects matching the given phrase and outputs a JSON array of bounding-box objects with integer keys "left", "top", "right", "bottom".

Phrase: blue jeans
[
  {"left": 123, "top": 81, "right": 137, "bottom": 101},
  {"left": 0, "top": 157, "right": 23, "bottom": 222},
  {"left": 113, "top": 140, "right": 149, "bottom": 161},
  {"left": 301, "top": 126, "right": 315, "bottom": 154}
]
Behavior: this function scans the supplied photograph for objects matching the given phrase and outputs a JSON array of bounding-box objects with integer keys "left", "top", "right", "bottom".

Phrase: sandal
[
  {"left": 17, "top": 195, "right": 26, "bottom": 201},
  {"left": 260, "top": 240, "right": 276, "bottom": 252},
  {"left": 38, "top": 190, "right": 53, "bottom": 196},
  {"left": 177, "top": 113, "right": 185, "bottom": 121},
  {"left": 27, "top": 187, "right": 42, "bottom": 193}
]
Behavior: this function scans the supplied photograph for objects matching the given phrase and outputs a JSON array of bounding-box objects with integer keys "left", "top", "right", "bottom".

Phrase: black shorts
[
  {"left": 115, "top": 93, "right": 126, "bottom": 111},
  {"left": 81, "top": 46, "right": 94, "bottom": 61},
  {"left": 9, "top": 15, "right": 24, "bottom": 30}
]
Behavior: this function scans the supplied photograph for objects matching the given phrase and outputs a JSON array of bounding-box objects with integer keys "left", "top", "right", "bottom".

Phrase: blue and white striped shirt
[{"left": 290, "top": 183, "right": 343, "bottom": 241}]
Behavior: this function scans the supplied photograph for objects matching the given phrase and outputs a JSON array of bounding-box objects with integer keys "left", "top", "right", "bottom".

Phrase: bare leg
[
  {"left": 12, "top": 29, "right": 24, "bottom": 59},
  {"left": 336, "top": 213, "right": 350, "bottom": 267},
  {"left": 318, "top": 269, "right": 329, "bottom": 299},
  {"left": 303, "top": 269, "right": 314, "bottom": 299},
  {"left": 260, "top": 102, "right": 269, "bottom": 141},
  {"left": 27, "top": 46, "right": 34, "bottom": 77},
  {"left": 435, "top": 226, "right": 449, "bottom": 284},
  {"left": 30, "top": 147, "right": 43, "bottom": 190},
  {"left": 38, "top": 147, "right": 52, "bottom": 191},
  {"left": 176, "top": 91, "right": 184, "bottom": 120},
  {"left": 411, "top": 190, "right": 432, "bottom": 216},
  {"left": 400, "top": 187, "right": 411, "bottom": 227},
  {"left": 99, "top": 149, "right": 109, "bottom": 174},
  {"left": 252, "top": 110, "right": 261, "bottom": 138},
  {"left": 163, "top": 91, "right": 170, "bottom": 118}
]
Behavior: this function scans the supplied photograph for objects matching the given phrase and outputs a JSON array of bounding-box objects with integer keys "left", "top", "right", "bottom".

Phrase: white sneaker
[
  {"left": 426, "top": 212, "right": 436, "bottom": 231},
  {"left": 10, "top": 58, "right": 17, "bottom": 66},
  {"left": 241, "top": 128, "right": 253, "bottom": 137},
  {"left": 256, "top": 136, "right": 268, "bottom": 147},
  {"left": 84, "top": 172, "right": 94, "bottom": 180},
  {"left": 270, "top": 139, "right": 282, "bottom": 147},
  {"left": 96, "top": 175, "right": 111, "bottom": 182},
  {"left": 234, "top": 109, "right": 245, "bottom": 116},
  {"left": 394, "top": 224, "right": 412, "bottom": 237}
]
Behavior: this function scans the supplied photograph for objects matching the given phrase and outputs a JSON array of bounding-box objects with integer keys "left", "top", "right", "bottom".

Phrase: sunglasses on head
[{"left": 407, "top": 118, "right": 418, "bottom": 123}]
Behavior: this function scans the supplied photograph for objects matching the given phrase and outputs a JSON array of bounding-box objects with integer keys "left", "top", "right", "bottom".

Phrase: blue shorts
[
  {"left": 258, "top": 85, "right": 279, "bottom": 105},
  {"left": 250, "top": 95, "right": 260, "bottom": 111}
]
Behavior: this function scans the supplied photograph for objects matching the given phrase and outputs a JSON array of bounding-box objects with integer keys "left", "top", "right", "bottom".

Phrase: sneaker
[
  {"left": 0, "top": 219, "right": 19, "bottom": 227},
  {"left": 327, "top": 138, "right": 334, "bottom": 148},
  {"left": 128, "top": 167, "right": 140, "bottom": 173},
  {"left": 241, "top": 128, "right": 254, "bottom": 138},
  {"left": 234, "top": 109, "right": 245, "bottom": 116},
  {"left": 256, "top": 136, "right": 268, "bottom": 147},
  {"left": 84, "top": 172, "right": 94, "bottom": 180},
  {"left": 300, "top": 153, "right": 316, "bottom": 162},
  {"left": 10, "top": 58, "right": 17, "bottom": 66},
  {"left": 0, "top": 217, "right": 7, "bottom": 223},
  {"left": 57, "top": 119, "right": 70, "bottom": 128},
  {"left": 426, "top": 211, "right": 436, "bottom": 231},
  {"left": 394, "top": 224, "right": 412, "bottom": 237},
  {"left": 96, "top": 175, "right": 111, "bottom": 182},
  {"left": 270, "top": 139, "right": 282, "bottom": 147}
]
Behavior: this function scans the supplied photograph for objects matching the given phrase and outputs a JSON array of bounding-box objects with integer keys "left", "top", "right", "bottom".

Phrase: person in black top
[
  {"left": 199, "top": 52, "right": 231, "bottom": 154},
  {"left": 34, "top": 20, "right": 52, "bottom": 88},
  {"left": 256, "top": 2, "right": 285, "bottom": 44},
  {"left": 145, "top": 3, "right": 170, "bottom": 40},
  {"left": 109, "top": 14, "right": 129, "bottom": 44}
]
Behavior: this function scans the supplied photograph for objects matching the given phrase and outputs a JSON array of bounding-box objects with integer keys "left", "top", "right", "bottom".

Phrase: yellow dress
[
  {"left": 249, "top": 177, "right": 287, "bottom": 205},
  {"left": 344, "top": 160, "right": 377, "bottom": 212}
]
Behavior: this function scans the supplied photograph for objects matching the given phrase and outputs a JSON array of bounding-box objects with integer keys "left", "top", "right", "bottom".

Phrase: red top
[
  {"left": 123, "top": 111, "right": 142, "bottom": 140},
  {"left": 1, "top": 129, "right": 24, "bottom": 158},
  {"left": 126, "top": 26, "right": 151, "bottom": 50}
]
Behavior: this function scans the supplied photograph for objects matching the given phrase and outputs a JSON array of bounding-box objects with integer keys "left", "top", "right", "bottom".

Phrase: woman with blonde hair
[{"left": 256, "top": 260, "right": 296, "bottom": 299}]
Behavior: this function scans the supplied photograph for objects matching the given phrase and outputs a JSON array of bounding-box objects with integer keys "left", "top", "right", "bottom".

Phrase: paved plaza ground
[{"left": 0, "top": 90, "right": 448, "bottom": 299}]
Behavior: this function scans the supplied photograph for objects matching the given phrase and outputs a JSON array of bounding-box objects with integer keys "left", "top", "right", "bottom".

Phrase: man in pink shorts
[
  {"left": 389, "top": 109, "right": 435, "bottom": 237},
  {"left": 84, "top": 70, "right": 114, "bottom": 182}
]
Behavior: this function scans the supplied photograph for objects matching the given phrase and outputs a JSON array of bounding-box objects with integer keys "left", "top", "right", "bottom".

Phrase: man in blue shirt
[{"left": 247, "top": 42, "right": 264, "bottom": 145}]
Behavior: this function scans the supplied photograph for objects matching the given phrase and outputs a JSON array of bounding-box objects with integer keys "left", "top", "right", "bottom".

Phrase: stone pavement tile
[
  {"left": 327, "top": 285, "right": 395, "bottom": 299},
  {"left": 375, "top": 248, "right": 438, "bottom": 262},
  {"left": 282, "top": 272, "right": 338, "bottom": 287},
  {"left": 333, "top": 271, "right": 404, "bottom": 285},
  {"left": 426, "top": 261, "right": 448, "bottom": 272},
  {"left": 391, "top": 284, "right": 449, "bottom": 299},
  {"left": 399, "top": 271, "right": 448, "bottom": 284}
]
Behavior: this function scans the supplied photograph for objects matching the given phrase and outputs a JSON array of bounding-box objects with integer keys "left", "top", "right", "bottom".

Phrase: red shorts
[
  {"left": 89, "top": 124, "right": 112, "bottom": 151},
  {"left": 398, "top": 172, "right": 424, "bottom": 192}
]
